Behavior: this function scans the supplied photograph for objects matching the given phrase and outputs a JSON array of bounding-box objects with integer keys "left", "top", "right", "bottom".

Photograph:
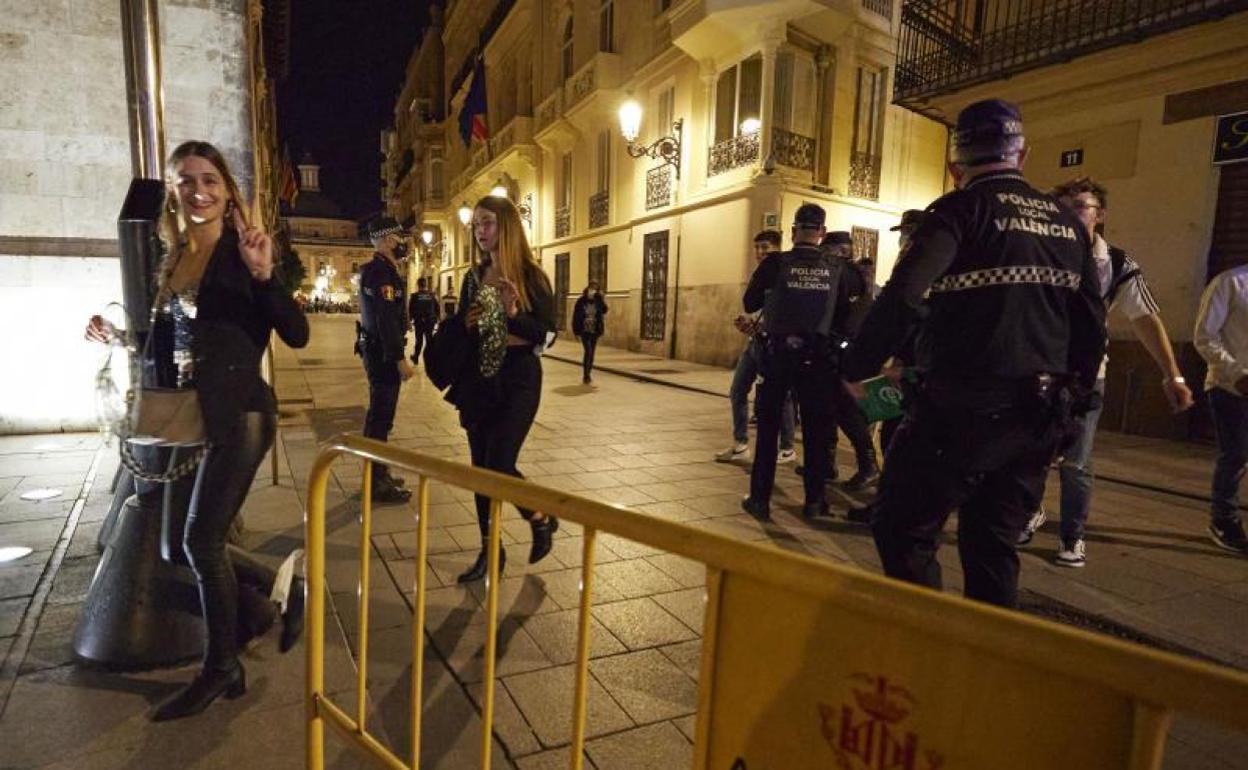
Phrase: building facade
[
  {"left": 383, "top": 0, "right": 949, "bottom": 366},
  {"left": 284, "top": 155, "right": 373, "bottom": 303},
  {"left": 0, "top": 0, "right": 285, "bottom": 433},
  {"left": 892, "top": 0, "right": 1248, "bottom": 439}
]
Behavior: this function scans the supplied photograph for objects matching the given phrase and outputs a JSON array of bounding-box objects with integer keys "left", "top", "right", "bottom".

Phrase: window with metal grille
[
  {"left": 588, "top": 246, "right": 608, "bottom": 292},
  {"left": 599, "top": 0, "right": 614, "bottom": 53},
  {"left": 561, "top": 17, "right": 575, "bottom": 80},
  {"left": 641, "top": 232, "right": 669, "bottom": 340},
  {"left": 851, "top": 226, "right": 880, "bottom": 287},
  {"left": 852, "top": 66, "right": 884, "bottom": 158},
  {"left": 555, "top": 253, "right": 571, "bottom": 330},
  {"left": 597, "top": 130, "right": 611, "bottom": 192}
]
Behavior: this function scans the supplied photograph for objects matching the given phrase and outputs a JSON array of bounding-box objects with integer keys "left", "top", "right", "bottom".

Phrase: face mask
[{"left": 393, "top": 243, "right": 408, "bottom": 261}]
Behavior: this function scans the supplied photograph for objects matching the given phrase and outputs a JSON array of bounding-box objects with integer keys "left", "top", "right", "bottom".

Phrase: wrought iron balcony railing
[
  {"left": 646, "top": 166, "right": 672, "bottom": 210},
  {"left": 708, "top": 132, "right": 761, "bottom": 176},
  {"left": 588, "top": 190, "right": 609, "bottom": 229},
  {"left": 848, "top": 151, "right": 882, "bottom": 201},
  {"left": 895, "top": 0, "right": 1248, "bottom": 105},
  {"left": 771, "top": 128, "right": 815, "bottom": 172},
  {"left": 555, "top": 204, "right": 571, "bottom": 238}
]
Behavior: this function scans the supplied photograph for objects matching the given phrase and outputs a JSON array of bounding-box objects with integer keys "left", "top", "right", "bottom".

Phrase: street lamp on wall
[
  {"left": 618, "top": 99, "right": 683, "bottom": 180},
  {"left": 457, "top": 202, "right": 472, "bottom": 227}
]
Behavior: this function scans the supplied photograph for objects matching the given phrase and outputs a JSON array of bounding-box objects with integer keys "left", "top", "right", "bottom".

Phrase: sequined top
[{"left": 166, "top": 288, "right": 198, "bottom": 388}]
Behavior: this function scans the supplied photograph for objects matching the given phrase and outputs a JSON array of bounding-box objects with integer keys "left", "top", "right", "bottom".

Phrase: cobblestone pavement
[{"left": 0, "top": 314, "right": 1245, "bottom": 769}]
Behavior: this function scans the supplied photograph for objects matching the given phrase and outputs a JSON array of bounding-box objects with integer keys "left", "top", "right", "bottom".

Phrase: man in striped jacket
[{"left": 1017, "top": 176, "right": 1194, "bottom": 566}]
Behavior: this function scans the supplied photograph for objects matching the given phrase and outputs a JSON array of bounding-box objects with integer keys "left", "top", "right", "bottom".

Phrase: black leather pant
[
  {"left": 580, "top": 335, "right": 598, "bottom": 380},
  {"left": 466, "top": 350, "right": 541, "bottom": 541},
  {"left": 183, "top": 411, "right": 276, "bottom": 670}
]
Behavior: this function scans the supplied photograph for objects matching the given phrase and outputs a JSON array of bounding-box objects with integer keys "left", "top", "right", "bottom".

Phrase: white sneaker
[
  {"left": 777, "top": 448, "right": 797, "bottom": 464},
  {"left": 716, "top": 443, "right": 750, "bottom": 463},
  {"left": 1017, "top": 507, "right": 1047, "bottom": 545},
  {"left": 1055, "top": 538, "right": 1086, "bottom": 567}
]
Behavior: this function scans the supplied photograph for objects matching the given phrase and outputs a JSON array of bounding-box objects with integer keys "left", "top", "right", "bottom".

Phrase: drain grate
[
  {"left": 298, "top": 358, "right": 328, "bottom": 366},
  {"left": 637, "top": 368, "right": 684, "bottom": 375},
  {"left": 281, "top": 398, "right": 315, "bottom": 405}
]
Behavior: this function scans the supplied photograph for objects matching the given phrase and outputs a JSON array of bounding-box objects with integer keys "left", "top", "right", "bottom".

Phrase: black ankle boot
[
  {"left": 151, "top": 663, "right": 246, "bottom": 722},
  {"left": 457, "top": 546, "right": 506, "bottom": 583},
  {"left": 529, "top": 516, "right": 559, "bottom": 564},
  {"left": 279, "top": 577, "right": 305, "bottom": 654}
]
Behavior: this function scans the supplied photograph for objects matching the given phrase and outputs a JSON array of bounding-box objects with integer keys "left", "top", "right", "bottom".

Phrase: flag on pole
[
  {"left": 279, "top": 145, "right": 299, "bottom": 208},
  {"left": 458, "top": 57, "right": 489, "bottom": 147}
]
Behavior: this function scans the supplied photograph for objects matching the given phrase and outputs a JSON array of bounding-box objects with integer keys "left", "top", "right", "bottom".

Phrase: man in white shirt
[
  {"left": 1018, "top": 177, "right": 1194, "bottom": 565},
  {"left": 1195, "top": 262, "right": 1248, "bottom": 553}
]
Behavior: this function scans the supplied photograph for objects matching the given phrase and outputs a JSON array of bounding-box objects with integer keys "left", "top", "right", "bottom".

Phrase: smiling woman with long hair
[
  {"left": 86, "top": 141, "right": 309, "bottom": 720},
  {"left": 446, "top": 195, "right": 558, "bottom": 583}
]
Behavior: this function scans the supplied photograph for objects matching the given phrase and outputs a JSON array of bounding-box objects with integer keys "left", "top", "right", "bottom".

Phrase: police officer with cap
[
  {"left": 742, "top": 203, "right": 854, "bottom": 521},
  {"left": 358, "top": 215, "right": 414, "bottom": 503},
  {"left": 843, "top": 99, "right": 1106, "bottom": 607}
]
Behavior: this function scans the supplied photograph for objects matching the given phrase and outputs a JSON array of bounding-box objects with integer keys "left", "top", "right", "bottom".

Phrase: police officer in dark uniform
[
  {"left": 843, "top": 99, "right": 1106, "bottom": 607},
  {"left": 822, "top": 230, "right": 880, "bottom": 491},
  {"left": 358, "top": 216, "right": 414, "bottom": 503},
  {"left": 742, "top": 203, "right": 856, "bottom": 521},
  {"left": 408, "top": 276, "right": 441, "bottom": 364}
]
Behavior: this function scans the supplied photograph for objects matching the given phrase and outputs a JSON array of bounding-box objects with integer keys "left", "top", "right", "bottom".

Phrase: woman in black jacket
[
  {"left": 447, "top": 195, "right": 558, "bottom": 583},
  {"left": 87, "top": 141, "right": 309, "bottom": 720},
  {"left": 572, "top": 283, "right": 608, "bottom": 384}
]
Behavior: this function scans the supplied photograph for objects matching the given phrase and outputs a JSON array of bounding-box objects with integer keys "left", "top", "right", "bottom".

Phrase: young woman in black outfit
[
  {"left": 572, "top": 282, "right": 608, "bottom": 384},
  {"left": 86, "top": 141, "right": 309, "bottom": 720},
  {"left": 448, "top": 195, "right": 558, "bottom": 583}
]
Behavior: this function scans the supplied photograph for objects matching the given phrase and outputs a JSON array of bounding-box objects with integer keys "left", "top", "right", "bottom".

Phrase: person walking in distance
[
  {"left": 843, "top": 99, "right": 1106, "bottom": 608},
  {"left": 357, "top": 216, "right": 415, "bottom": 503},
  {"left": 718, "top": 230, "right": 797, "bottom": 465},
  {"left": 1016, "top": 177, "right": 1193, "bottom": 566},
  {"left": 409, "top": 276, "right": 441, "bottom": 365},
  {"left": 1195, "top": 260, "right": 1248, "bottom": 555},
  {"left": 572, "top": 282, "right": 608, "bottom": 384},
  {"left": 88, "top": 141, "right": 310, "bottom": 720},
  {"left": 742, "top": 204, "right": 854, "bottom": 521},
  {"left": 447, "top": 195, "right": 560, "bottom": 582}
]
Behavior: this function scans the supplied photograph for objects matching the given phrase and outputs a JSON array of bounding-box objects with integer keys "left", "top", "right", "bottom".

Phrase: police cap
[
  {"left": 821, "top": 230, "right": 853, "bottom": 247},
  {"left": 952, "top": 99, "right": 1025, "bottom": 166},
  {"left": 793, "top": 203, "right": 826, "bottom": 230},
  {"left": 890, "top": 209, "right": 925, "bottom": 232},
  {"left": 367, "top": 215, "right": 408, "bottom": 241}
]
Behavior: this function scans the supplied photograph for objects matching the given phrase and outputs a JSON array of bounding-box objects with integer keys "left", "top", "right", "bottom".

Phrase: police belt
[{"left": 921, "top": 372, "right": 1068, "bottom": 412}]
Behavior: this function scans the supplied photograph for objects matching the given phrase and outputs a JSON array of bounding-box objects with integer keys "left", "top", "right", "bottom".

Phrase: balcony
[
  {"left": 708, "top": 132, "right": 760, "bottom": 177},
  {"left": 555, "top": 204, "right": 571, "bottom": 238},
  {"left": 848, "top": 151, "right": 881, "bottom": 201},
  {"left": 895, "top": 0, "right": 1248, "bottom": 108},
  {"left": 588, "top": 190, "right": 609, "bottom": 229}
]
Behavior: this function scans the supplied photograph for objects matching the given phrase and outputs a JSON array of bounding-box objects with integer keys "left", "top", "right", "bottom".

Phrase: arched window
[{"left": 561, "top": 16, "right": 574, "bottom": 81}]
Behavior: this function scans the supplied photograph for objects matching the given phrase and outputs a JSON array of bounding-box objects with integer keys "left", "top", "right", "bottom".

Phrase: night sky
[{"left": 277, "top": 0, "right": 430, "bottom": 221}]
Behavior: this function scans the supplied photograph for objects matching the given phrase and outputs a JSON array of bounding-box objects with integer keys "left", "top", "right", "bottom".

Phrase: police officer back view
[
  {"left": 742, "top": 203, "right": 853, "bottom": 521},
  {"left": 358, "top": 216, "right": 415, "bottom": 503},
  {"left": 409, "top": 276, "right": 441, "bottom": 365},
  {"left": 843, "top": 100, "right": 1106, "bottom": 607}
]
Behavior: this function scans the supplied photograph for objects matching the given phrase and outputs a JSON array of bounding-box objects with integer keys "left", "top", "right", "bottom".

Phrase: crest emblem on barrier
[{"left": 818, "top": 673, "right": 945, "bottom": 770}]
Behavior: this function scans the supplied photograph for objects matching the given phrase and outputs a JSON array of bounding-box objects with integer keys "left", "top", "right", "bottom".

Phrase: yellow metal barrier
[{"left": 306, "top": 435, "right": 1248, "bottom": 770}]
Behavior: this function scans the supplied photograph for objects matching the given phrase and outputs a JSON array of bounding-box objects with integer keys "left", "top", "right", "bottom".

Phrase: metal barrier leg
[
  {"left": 481, "top": 499, "right": 503, "bottom": 769},
  {"left": 1128, "top": 703, "right": 1172, "bottom": 770},
  {"left": 306, "top": 457, "right": 331, "bottom": 770},
  {"left": 569, "top": 527, "right": 598, "bottom": 770},
  {"left": 411, "top": 476, "right": 430, "bottom": 767},
  {"left": 358, "top": 461, "right": 373, "bottom": 730}
]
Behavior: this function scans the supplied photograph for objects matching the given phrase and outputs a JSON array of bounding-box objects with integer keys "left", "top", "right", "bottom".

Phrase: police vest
[{"left": 763, "top": 248, "right": 842, "bottom": 337}]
